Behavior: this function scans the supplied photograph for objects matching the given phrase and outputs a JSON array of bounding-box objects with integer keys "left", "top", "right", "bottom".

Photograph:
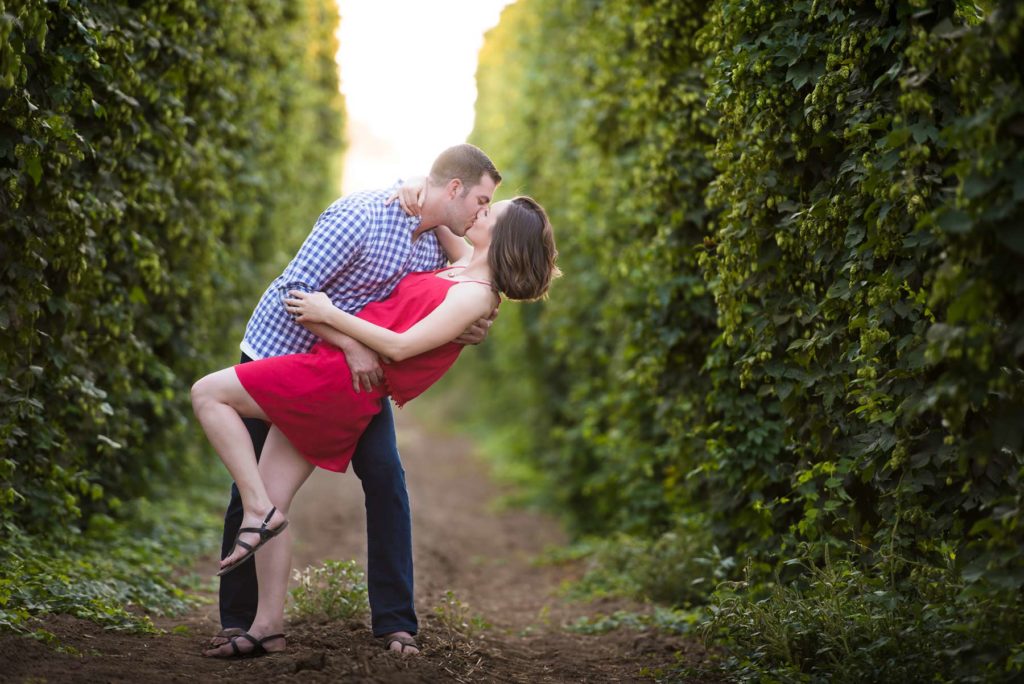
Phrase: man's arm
[
  {"left": 302, "top": 322, "right": 384, "bottom": 393},
  {"left": 279, "top": 203, "right": 368, "bottom": 296}
]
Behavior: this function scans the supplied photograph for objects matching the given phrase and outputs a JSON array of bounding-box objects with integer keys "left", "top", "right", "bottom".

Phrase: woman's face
[{"left": 466, "top": 199, "right": 510, "bottom": 245}]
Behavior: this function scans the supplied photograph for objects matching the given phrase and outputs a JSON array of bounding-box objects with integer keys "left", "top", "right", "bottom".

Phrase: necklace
[{"left": 439, "top": 267, "right": 493, "bottom": 289}]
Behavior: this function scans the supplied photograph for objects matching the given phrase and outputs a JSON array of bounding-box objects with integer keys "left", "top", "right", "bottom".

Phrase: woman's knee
[
  {"left": 190, "top": 376, "right": 210, "bottom": 412},
  {"left": 190, "top": 373, "right": 221, "bottom": 413}
]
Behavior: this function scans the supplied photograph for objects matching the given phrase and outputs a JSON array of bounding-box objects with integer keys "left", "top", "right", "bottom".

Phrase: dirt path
[{"left": 1, "top": 408, "right": 704, "bottom": 682}]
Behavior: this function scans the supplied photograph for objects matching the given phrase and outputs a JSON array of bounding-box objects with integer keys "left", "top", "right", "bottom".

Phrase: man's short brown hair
[{"left": 429, "top": 143, "right": 501, "bottom": 190}]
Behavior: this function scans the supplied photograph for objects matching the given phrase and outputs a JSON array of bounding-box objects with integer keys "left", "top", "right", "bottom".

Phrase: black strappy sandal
[
  {"left": 206, "top": 631, "right": 285, "bottom": 659},
  {"left": 216, "top": 507, "right": 289, "bottom": 577}
]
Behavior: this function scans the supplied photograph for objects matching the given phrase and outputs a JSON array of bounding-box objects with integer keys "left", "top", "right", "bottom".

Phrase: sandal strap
[
  {"left": 258, "top": 633, "right": 285, "bottom": 646},
  {"left": 229, "top": 632, "right": 260, "bottom": 656},
  {"left": 239, "top": 507, "right": 279, "bottom": 540},
  {"left": 261, "top": 507, "right": 277, "bottom": 532},
  {"left": 218, "top": 515, "right": 288, "bottom": 577},
  {"left": 236, "top": 527, "right": 274, "bottom": 542}
]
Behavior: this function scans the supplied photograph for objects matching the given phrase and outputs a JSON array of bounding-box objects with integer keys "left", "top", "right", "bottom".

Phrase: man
[{"left": 206, "top": 143, "right": 500, "bottom": 656}]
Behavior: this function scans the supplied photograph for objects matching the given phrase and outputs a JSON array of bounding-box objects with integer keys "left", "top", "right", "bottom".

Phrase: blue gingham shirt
[{"left": 241, "top": 182, "right": 447, "bottom": 360}]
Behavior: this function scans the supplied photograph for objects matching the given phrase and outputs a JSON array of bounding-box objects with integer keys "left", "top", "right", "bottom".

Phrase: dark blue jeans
[{"left": 219, "top": 352, "right": 417, "bottom": 637}]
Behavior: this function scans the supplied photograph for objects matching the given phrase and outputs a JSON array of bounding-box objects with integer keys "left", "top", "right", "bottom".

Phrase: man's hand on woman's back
[
  {"left": 455, "top": 306, "right": 498, "bottom": 346},
  {"left": 341, "top": 339, "right": 386, "bottom": 392}
]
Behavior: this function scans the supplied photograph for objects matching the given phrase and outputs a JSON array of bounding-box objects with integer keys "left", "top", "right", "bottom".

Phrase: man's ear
[{"left": 446, "top": 178, "right": 462, "bottom": 199}]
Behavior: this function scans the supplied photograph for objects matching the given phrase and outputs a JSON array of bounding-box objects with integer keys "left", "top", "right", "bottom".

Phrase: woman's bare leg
[
  {"left": 204, "top": 426, "right": 314, "bottom": 656},
  {"left": 191, "top": 368, "right": 287, "bottom": 568}
]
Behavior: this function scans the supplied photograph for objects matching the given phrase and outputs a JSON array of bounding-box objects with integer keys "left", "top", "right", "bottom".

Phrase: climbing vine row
[{"left": 469, "top": 0, "right": 1023, "bottom": 677}]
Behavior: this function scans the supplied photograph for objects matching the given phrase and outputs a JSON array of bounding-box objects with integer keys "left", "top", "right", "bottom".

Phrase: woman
[{"left": 191, "top": 196, "right": 558, "bottom": 658}]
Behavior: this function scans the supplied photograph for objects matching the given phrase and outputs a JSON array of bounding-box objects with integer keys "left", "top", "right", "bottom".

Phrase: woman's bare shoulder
[{"left": 448, "top": 280, "right": 499, "bottom": 313}]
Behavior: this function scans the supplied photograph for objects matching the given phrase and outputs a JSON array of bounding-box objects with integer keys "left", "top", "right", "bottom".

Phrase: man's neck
[{"left": 412, "top": 185, "right": 442, "bottom": 240}]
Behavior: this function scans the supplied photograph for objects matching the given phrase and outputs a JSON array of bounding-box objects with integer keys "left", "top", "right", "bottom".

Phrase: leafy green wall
[
  {"left": 0, "top": 0, "right": 345, "bottom": 533},
  {"left": 699, "top": 0, "right": 1023, "bottom": 585},
  {"left": 470, "top": 0, "right": 1023, "bottom": 672}
]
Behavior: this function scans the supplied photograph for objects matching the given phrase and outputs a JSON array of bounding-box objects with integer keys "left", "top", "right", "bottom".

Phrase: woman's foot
[
  {"left": 218, "top": 506, "right": 289, "bottom": 574},
  {"left": 203, "top": 630, "right": 286, "bottom": 658},
  {"left": 383, "top": 631, "right": 420, "bottom": 655}
]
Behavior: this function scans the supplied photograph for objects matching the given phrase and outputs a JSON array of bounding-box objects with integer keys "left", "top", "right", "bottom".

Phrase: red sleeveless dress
[{"left": 235, "top": 268, "right": 488, "bottom": 472}]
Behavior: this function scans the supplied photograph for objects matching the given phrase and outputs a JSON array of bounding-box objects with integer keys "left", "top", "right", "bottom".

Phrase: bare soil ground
[{"left": 0, "top": 409, "right": 709, "bottom": 682}]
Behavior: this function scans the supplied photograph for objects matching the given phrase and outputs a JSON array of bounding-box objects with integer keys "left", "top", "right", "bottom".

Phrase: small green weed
[
  {"left": 566, "top": 606, "right": 703, "bottom": 636},
  {"left": 431, "top": 590, "right": 490, "bottom": 641},
  {"left": 289, "top": 560, "right": 368, "bottom": 622},
  {"left": 29, "top": 628, "right": 58, "bottom": 645}
]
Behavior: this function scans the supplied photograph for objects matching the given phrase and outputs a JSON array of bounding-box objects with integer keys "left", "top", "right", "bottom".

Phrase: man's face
[{"left": 445, "top": 174, "right": 498, "bottom": 236}]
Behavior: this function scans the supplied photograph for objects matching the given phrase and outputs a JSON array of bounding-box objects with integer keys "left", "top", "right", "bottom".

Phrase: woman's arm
[
  {"left": 434, "top": 225, "right": 472, "bottom": 264},
  {"left": 301, "top": 321, "right": 353, "bottom": 349},
  {"left": 386, "top": 176, "right": 426, "bottom": 216},
  {"left": 286, "top": 285, "right": 496, "bottom": 362}
]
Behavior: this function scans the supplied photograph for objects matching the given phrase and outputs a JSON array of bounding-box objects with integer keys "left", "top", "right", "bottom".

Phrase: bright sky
[{"left": 334, "top": 0, "right": 515, "bottom": 195}]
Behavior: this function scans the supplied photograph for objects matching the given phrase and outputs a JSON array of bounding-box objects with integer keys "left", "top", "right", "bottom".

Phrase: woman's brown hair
[{"left": 489, "top": 196, "right": 560, "bottom": 301}]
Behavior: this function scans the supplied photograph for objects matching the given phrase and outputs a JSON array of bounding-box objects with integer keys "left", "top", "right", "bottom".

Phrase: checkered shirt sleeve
[{"left": 279, "top": 200, "right": 367, "bottom": 295}]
